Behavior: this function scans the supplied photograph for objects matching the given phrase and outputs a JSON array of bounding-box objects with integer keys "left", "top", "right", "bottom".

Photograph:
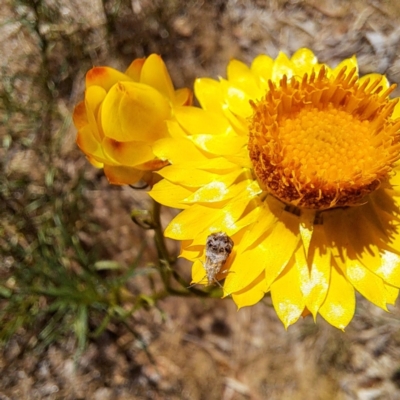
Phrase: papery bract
[{"left": 73, "top": 54, "right": 192, "bottom": 185}]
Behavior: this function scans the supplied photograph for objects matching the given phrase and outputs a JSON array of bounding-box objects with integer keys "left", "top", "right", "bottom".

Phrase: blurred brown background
[{"left": 2, "top": 0, "right": 400, "bottom": 399}]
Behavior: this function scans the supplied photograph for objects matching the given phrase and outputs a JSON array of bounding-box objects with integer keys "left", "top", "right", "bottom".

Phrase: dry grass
[{"left": 1, "top": 0, "right": 400, "bottom": 399}]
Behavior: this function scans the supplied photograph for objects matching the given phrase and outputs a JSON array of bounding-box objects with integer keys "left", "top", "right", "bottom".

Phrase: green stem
[
  {"left": 150, "top": 199, "right": 212, "bottom": 297},
  {"left": 151, "top": 200, "right": 172, "bottom": 266},
  {"left": 151, "top": 200, "right": 173, "bottom": 293}
]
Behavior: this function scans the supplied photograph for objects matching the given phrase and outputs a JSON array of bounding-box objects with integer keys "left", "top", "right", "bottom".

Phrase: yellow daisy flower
[
  {"left": 150, "top": 48, "right": 400, "bottom": 330},
  {"left": 73, "top": 54, "right": 192, "bottom": 185}
]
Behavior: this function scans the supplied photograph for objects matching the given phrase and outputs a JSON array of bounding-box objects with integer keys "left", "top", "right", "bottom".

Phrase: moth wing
[{"left": 203, "top": 256, "right": 212, "bottom": 271}]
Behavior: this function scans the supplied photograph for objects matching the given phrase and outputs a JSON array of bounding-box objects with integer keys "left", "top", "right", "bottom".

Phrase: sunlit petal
[
  {"left": 86, "top": 66, "right": 132, "bottom": 91},
  {"left": 125, "top": 57, "right": 145, "bottom": 81},
  {"left": 101, "top": 82, "right": 171, "bottom": 143},
  {"left": 194, "top": 78, "right": 224, "bottom": 112},
  {"left": 231, "top": 272, "right": 268, "bottom": 308},
  {"left": 271, "top": 258, "right": 305, "bottom": 329},
  {"left": 149, "top": 179, "right": 194, "bottom": 209},
  {"left": 319, "top": 264, "right": 355, "bottom": 330},
  {"left": 102, "top": 138, "right": 154, "bottom": 167},
  {"left": 304, "top": 226, "right": 331, "bottom": 318},
  {"left": 140, "top": 54, "right": 175, "bottom": 101},
  {"left": 103, "top": 164, "right": 144, "bottom": 185},
  {"left": 175, "top": 106, "right": 231, "bottom": 135}
]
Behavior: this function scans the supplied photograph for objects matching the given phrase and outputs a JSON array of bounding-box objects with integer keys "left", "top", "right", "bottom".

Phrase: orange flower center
[{"left": 248, "top": 67, "right": 400, "bottom": 209}]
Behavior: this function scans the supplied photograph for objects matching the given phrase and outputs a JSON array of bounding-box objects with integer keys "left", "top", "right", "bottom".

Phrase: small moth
[{"left": 203, "top": 232, "right": 234, "bottom": 286}]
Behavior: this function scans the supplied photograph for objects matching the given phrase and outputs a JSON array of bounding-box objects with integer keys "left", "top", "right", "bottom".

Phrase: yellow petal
[
  {"left": 157, "top": 165, "right": 220, "bottom": 187},
  {"left": 190, "top": 134, "right": 247, "bottom": 156},
  {"left": 103, "top": 165, "right": 144, "bottom": 185},
  {"left": 388, "top": 168, "right": 400, "bottom": 187},
  {"left": 222, "top": 106, "right": 249, "bottom": 137},
  {"left": 250, "top": 54, "right": 274, "bottom": 89},
  {"left": 152, "top": 136, "right": 209, "bottom": 165},
  {"left": 369, "top": 208, "right": 400, "bottom": 279},
  {"left": 76, "top": 125, "right": 112, "bottom": 165},
  {"left": 192, "top": 259, "right": 208, "bottom": 285},
  {"left": 291, "top": 48, "right": 327, "bottom": 77},
  {"left": 125, "top": 57, "right": 145, "bottom": 81},
  {"left": 294, "top": 246, "right": 312, "bottom": 303},
  {"left": 346, "top": 207, "right": 396, "bottom": 282},
  {"left": 73, "top": 101, "right": 88, "bottom": 130},
  {"left": 272, "top": 52, "right": 294, "bottom": 82},
  {"left": 271, "top": 259, "right": 305, "bottom": 329},
  {"left": 180, "top": 240, "right": 202, "bottom": 261},
  {"left": 377, "top": 248, "right": 400, "bottom": 287},
  {"left": 231, "top": 272, "right": 268, "bottom": 308},
  {"left": 220, "top": 79, "right": 253, "bottom": 119},
  {"left": 227, "top": 59, "right": 251, "bottom": 82},
  {"left": 384, "top": 283, "right": 399, "bottom": 305},
  {"left": 299, "top": 209, "right": 316, "bottom": 257},
  {"left": 290, "top": 48, "right": 318, "bottom": 70},
  {"left": 165, "top": 119, "right": 190, "bottom": 139},
  {"left": 165, "top": 187, "right": 252, "bottom": 241},
  {"left": 102, "top": 138, "right": 154, "bottom": 167},
  {"left": 149, "top": 179, "right": 194, "bottom": 209},
  {"left": 140, "top": 54, "right": 175, "bottom": 101},
  {"left": 183, "top": 173, "right": 247, "bottom": 204},
  {"left": 325, "top": 205, "right": 400, "bottom": 289},
  {"left": 101, "top": 81, "right": 171, "bottom": 143},
  {"left": 359, "top": 73, "right": 389, "bottom": 91},
  {"left": 86, "top": 155, "right": 103, "bottom": 168},
  {"left": 225, "top": 241, "right": 271, "bottom": 295},
  {"left": 237, "top": 199, "right": 283, "bottom": 251},
  {"left": 221, "top": 204, "right": 293, "bottom": 295},
  {"left": 305, "top": 226, "right": 331, "bottom": 318},
  {"left": 184, "top": 204, "right": 261, "bottom": 251},
  {"left": 194, "top": 78, "right": 224, "bottom": 112},
  {"left": 392, "top": 100, "right": 400, "bottom": 119},
  {"left": 85, "top": 85, "right": 107, "bottom": 142},
  {"left": 194, "top": 157, "right": 239, "bottom": 173},
  {"left": 164, "top": 204, "right": 219, "bottom": 240},
  {"left": 319, "top": 264, "right": 355, "bottom": 330},
  {"left": 224, "top": 203, "right": 263, "bottom": 237},
  {"left": 174, "top": 88, "right": 193, "bottom": 106},
  {"left": 175, "top": 106, "right": 231, "bottom": 135},
  {"left": 226, "top": 59, "right": 263, "bottom": 98},
  {"left": 135, "top": 159, "right": 168, "bottom": 172},
  {"left": 86, "top": 66, "right": 132, "bottom": 91},
  {"left": 225, "top": 146, "right": 254, "bottom": 169},
  {"left": 331, "top": 55, "right": 358, "bottom": 78},
  {"left": 263, "top": 211, "right": 301, "bottom": 289},
  {"left": 76, "top": 124, "right": 99, "bottom": 155},
  {"left": 372, "top": 185, "right": 400, "bottom": 216},
  {"left": 323, "top": 207, "right": 347, "bottom": 252},
  {"left": 344, "top": 252, "right": 388, "bottom": 311}
]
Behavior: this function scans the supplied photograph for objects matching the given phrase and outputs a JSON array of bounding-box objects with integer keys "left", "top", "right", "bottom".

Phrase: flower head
[
  {"left": 73, "top": 54, "right": 192, "bottom": 185},
  {"left": 150, "top": 48, "right": 400, "bottom": 329}
]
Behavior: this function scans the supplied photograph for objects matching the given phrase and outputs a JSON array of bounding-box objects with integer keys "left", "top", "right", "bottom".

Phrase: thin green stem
[
  {"left": 150, "top": 199, "right": 214, "bottom": 298},
  {"left": 151, "top": 200, "right": 172, "bottom": 266},
  {"left": 151, "top": 200, "right": 173, "bottom": 293}
]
